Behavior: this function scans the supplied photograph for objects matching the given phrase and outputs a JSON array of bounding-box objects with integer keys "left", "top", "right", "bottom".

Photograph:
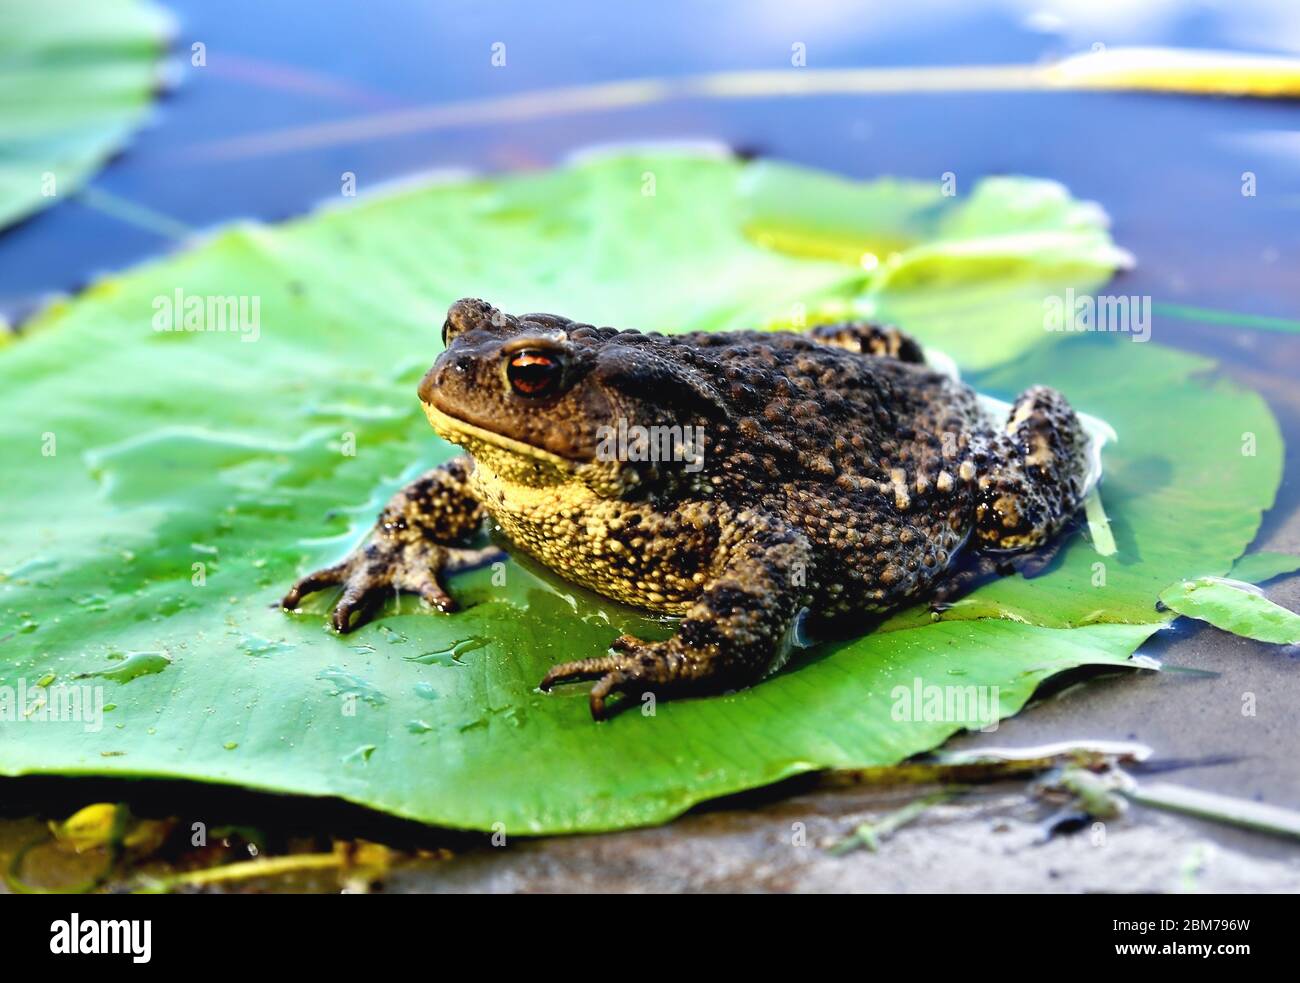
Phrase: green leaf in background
[
  {"left": 1158, "top": 577, "right": 1300, "bottom": 646},
  {"left": 0, "top": 0, "right": 171, "bottom": 232},
  {"left": 0, "top": 154, "right": 1283, "bottom": 833},
  {"left": 1154, "top": 302, "right": 1300, "bottom": 337},
  {"left": 1228, "top": 551, "right": 1300, "bottom": 585},
  {"left": 740, "top": 163, "right": 1134, "bottom": 370}
]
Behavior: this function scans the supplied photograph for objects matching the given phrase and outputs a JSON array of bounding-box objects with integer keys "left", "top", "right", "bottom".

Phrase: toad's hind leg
[
  {"left": 974, "top": 385, "right": 1090, "bottom": 552},
  {"left": 808, "top": 321, "right": 925, "bottom": 363},
  {"left": 539, "top": 513, "right": 813, "bottom": 719}
]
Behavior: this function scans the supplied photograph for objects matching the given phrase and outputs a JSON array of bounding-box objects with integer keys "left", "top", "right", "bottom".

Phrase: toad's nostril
[
  {"left": 417, "top": 365, "right": 438, "bottom": 404},
  {"left": 455, "top": 355, "right": 474, "bottom": 374}
]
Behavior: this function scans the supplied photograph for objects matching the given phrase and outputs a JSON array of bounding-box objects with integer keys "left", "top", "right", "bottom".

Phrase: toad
[{"left": 283, "top": 299, "right": 1091, "bottom": 718}]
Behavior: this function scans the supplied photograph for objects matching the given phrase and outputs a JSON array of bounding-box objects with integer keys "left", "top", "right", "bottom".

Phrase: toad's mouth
[{"left": 420, "top": 399, "right": 584, "bottom": 472}]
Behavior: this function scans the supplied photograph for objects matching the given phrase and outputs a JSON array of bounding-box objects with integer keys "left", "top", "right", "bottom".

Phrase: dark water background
[{"left": 2, "top": 0, "right": 1297, "bottom": 322}]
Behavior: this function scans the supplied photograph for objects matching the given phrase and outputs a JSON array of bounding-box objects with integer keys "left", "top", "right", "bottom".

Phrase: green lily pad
[
  {"left": 1228, "top": 551, "right": 1300, "bottom": 586},
  {"left": 1158, "top": 577, "right": 1300, "bottom": 646},
  {"left": 740, "top": 162, "right": 1134, "bottom": 370},
  {"left": 0, "top": 154, "right": 1283, "bottom": 833},
  {"left": 0, "top": 0, "right": 171, "bottom": 233}
]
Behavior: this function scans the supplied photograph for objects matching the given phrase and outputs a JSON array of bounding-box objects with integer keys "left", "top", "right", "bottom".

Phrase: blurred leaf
[
  {"left": 1228, "top": 551, "right": 1300, "bottom": 585},
  {"left": 1158, "top": 576, "right": 1300, "bottom": 646},
  {"left": 48, "top": 802, "right": 168, "bottom": 854},
  {"left": 48, "top": 803, "right": 123, "bottom": 853},
  {"left": 0, "top": 0, "right": 171, "bottom": 231},
  {"left": 1052, "top": 46, "right": 1300, "bottom": 99}
]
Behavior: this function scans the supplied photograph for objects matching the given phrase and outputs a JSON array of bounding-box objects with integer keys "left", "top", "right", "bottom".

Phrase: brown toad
[{"left": 283, "top": 298, "right": 1092, "bottom": 717}]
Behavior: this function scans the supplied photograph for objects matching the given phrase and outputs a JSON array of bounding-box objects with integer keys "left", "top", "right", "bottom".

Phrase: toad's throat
[{"left": 420, "top": 399, "right": 581, "bottom": 483}]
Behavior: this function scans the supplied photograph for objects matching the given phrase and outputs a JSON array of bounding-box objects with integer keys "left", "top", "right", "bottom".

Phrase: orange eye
[{"left": 506, "top": 350, "right": 562, "bottom": 397}]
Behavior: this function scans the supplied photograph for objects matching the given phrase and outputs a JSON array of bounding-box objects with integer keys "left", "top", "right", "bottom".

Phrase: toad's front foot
[
  {"left": 539, "top": 635, "right": 688, "bottom": 719},
  {"left": 282, "top": 456, "right": 496, "bottom": 632},
  {"left": 282, "top": 539, "right": 500, "bottom": 632}
]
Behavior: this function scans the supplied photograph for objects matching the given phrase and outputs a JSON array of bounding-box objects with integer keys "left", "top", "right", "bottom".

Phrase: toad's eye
[{"left": 506, "top": 350, "right": 563, "bottom": 398}]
